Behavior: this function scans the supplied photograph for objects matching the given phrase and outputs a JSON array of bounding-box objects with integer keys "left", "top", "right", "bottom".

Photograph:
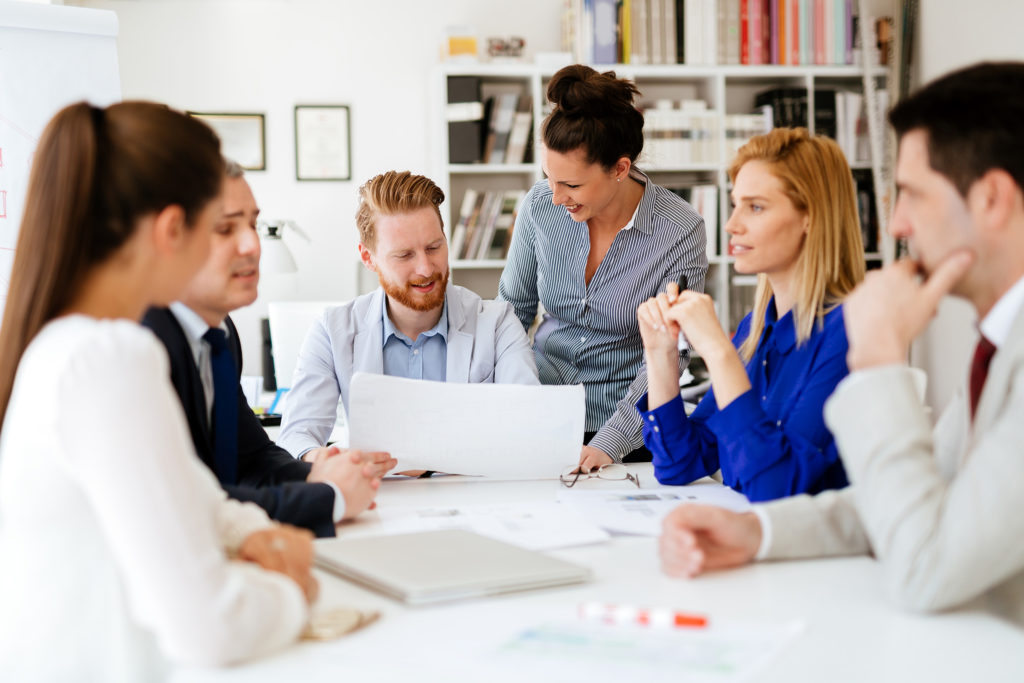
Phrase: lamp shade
[{"left": 260, "top": 225, "right": 297, "bottom": 274}]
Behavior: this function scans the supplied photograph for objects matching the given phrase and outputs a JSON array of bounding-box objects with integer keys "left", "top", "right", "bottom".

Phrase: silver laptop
[{"left": 315, "top": 529, "right": 591, "bottom": 605}]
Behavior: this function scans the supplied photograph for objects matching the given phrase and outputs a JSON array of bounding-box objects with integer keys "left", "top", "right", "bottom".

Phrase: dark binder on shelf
[{"left": 447, "top": 76, "right": 485, "bottom": 164}]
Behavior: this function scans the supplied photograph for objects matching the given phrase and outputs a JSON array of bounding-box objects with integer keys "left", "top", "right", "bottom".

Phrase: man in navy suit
[{"left": 143, "top": 161, "right": 395, "bottom": 537}]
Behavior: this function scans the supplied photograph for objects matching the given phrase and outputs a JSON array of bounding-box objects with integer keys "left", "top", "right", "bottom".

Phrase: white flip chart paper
[{"left": 347, "top": 372, "right": 585, "bottom": 479}]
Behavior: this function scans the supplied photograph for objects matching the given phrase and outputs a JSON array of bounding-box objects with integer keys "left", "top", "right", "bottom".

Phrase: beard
[{"left": 378, "top": 267, "right": 449, "bottom": 312}]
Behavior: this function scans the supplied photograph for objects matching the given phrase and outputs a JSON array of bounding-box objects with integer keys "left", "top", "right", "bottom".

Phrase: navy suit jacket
[{"left": 142, "top": 307, "right": 337, "bottom": 537}]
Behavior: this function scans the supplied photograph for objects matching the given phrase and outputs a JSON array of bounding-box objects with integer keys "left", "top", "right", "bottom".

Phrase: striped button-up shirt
[{"left": 498, "top": 170, "right": 708, "bottom": 461}]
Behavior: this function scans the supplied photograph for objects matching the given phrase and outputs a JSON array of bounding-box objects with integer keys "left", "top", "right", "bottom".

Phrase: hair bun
[{"left": 547, "top": 65, "right": 638, "bottom": 117}]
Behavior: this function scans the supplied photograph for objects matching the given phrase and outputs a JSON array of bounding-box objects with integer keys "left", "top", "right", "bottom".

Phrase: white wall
[
  {"left": 68, "top": 0, "right": 1024, "bottom": 402},
  {"left": 73, "top": 0, "right": 562, "bottom": 375},
  {"left": 912, "top": 0, "right": 1024, "bottom": 413}
]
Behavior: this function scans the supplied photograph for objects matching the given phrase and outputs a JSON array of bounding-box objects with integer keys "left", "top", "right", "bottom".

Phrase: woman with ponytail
[
  {"left": 0, "top": 102, "right": 312, "bottom": 681},
  {"left": 637, "top": 128, "right": 865, "bottom": 501},
  {"left": 499, "top": 64, "right": 708, "bottom": 472}
]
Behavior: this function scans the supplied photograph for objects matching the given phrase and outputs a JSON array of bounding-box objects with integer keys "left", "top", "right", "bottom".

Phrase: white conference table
[{"left": 173, "top": 464, "right": 1024, "bottom": 683}]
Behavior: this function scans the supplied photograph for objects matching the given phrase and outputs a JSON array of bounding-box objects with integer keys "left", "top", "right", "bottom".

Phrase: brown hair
[
  {"left": 0, "top": 101, "right": 224, "bottom": 427},
  {"left": 889, "top": 61, "right": 1024, "bottom": 198},
  {"left": 355, "top": 170, "right": 445, "bottom": 250},
  {"left": 542, "top": 64, "right": 644, "bottom": 169},
  {"left": 728, "top": 128, "right": 865, "bottom": 361}
]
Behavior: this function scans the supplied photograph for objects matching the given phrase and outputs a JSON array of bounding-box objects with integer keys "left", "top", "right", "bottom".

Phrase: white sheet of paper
[
  {"left": 556, "top": 482, "right": 751, "bottom": 536},
  {"left": 347, "top": 372, "right": 585, "bottom": 479},
  {"left": 340, "top": 501, "right": 610, "bottom": 551}
]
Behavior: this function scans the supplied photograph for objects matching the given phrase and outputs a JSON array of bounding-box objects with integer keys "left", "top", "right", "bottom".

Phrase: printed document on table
[
  {"left": 556, "top": 482, "right": 751, "bottom": 536},
  {"left": 347, "top": 372, "right": 585, "bottom": 479},
  {"left": 339, "top": 501, "right": 610, "bottom": 551}
]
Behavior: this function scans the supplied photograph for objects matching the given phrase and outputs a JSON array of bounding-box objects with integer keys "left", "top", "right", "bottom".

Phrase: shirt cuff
[
  {"left": 322, "top": 480, "right": 346, "bottom": 523},
  {"left": 704, "top": 388, "right": 760, "bottom": 439},
  {"left": 751, "top": 504, "right": 774, "bottom": 561},
  {"left": 588, "top": 425, "right": 634, "bottom": 464}
]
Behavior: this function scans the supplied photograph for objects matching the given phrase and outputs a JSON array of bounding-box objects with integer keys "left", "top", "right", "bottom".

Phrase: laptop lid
[{"left": 315, "top": 529, "right": 591, "bottom": 605}]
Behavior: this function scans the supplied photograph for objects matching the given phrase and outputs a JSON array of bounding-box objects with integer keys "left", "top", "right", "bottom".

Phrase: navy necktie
[{"left": 202, "top": 328, "right": 238, "bottom": 485}]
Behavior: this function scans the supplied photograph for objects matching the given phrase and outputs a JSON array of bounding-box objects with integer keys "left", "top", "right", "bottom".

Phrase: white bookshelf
[{"left": 434, "top": 58, "right": 893, "bottom": 332}]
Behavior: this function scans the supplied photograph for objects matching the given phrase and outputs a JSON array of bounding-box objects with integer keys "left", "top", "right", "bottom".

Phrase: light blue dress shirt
[{"left": 381, "top": 297, "right": 448, "bottom": 381}]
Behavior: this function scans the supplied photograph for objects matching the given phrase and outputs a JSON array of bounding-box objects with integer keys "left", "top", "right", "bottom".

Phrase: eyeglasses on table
[{"left": 559, "top": 463, "right": 640, "bottom": 489}]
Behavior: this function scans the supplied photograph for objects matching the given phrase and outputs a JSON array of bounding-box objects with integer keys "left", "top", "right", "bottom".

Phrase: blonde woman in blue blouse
[{"left": 637, "top": 128, "right": 865, "bottom": 501}]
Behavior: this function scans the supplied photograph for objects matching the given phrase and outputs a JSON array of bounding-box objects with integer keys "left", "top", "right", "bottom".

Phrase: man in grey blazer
[
  {"left": 657, "top": 62, "right": 1024, "bottom": 626},
  {"left": 279, "top": 171, "right": 539, "bottom": 459}
]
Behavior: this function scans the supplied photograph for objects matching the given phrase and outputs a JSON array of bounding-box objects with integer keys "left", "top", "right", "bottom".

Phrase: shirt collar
[
  {"left": 381, "top": 295, "right": 449, "bottom": 347},
  {"left": 169, "top": 301, "right": 225, "bottom": 342},
  {"left": 979, "top": 273, "right": 1024, "bottom": 349},
  {"left": 761, "top": 297, "right": 797, "bottom": 353},
  {"left": 624, "top": 168, "right": 652, "bottom": 234}
]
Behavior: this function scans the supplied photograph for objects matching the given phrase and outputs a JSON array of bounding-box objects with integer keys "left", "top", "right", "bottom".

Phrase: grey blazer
[
  {"left": 278, "top": 283, "right": 539, "bottom": 457},
  {"left": 758, "top": 302, "right": 1024, "bottom": 626}
]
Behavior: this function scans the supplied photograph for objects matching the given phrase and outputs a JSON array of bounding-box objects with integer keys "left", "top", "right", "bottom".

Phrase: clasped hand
[
  {"left": 238, "top": 525, "right": 319, "bottom": 603},
  {"left": 305, "top": 446, "right": 397, "bottom": 519},
  {"left": 637, "top": 282, "right": 731, "bottom": 360}
]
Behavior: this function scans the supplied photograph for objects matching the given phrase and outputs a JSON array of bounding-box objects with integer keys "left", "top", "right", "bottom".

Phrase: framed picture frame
[
  {"left": 294, "top": 104, "right": 351, "bottom": 181},
  {"left": 187, "top": 112, "right": 266, "bottom": 171}
]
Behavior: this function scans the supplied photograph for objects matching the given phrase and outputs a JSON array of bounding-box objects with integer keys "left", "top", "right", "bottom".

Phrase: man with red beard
[{"left": 278, "top": 171, "right": 539, "bottom": 461}]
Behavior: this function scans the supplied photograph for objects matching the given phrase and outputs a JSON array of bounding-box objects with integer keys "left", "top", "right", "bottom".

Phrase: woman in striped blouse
[
  {"left": 637, "top": 128, "right": 865, "bottom": 501},
  {"left": 498, "top": 64, "right": 709, "bottom": 471}
]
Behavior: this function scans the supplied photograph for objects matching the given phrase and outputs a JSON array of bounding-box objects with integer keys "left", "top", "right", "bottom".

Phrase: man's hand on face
[{"left": 843, "top": 249, "right": 975, "bottom": 372}]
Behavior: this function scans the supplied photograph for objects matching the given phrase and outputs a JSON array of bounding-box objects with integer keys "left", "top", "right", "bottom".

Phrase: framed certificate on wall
[
  {"left": 294, "top": 104, "right": 351, "bottom": 181},
  {"left": 187, "top": 112, "right": 266, "bottom": 171}
]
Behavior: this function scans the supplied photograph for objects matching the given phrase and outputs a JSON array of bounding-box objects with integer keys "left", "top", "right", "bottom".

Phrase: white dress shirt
[{"left": 0, "top": 316, "right": 307, "bottom": 681}]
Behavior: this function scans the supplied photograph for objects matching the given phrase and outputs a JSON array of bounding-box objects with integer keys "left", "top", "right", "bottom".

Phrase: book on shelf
[
  {"left": 852, "top": 169, "right": 878, "bottom": 254},
  {"left": 755, "top": 86, "right": 886, "bottom": 166},
  {"left": 486, "top": 190, "right": 527, "bottom": 260},
  {"left": 484, "top": 93, "right": 519, "bottom": 165},
  {"left": 451, "top": 189, "right": 526, "bottom": 260},
  {"left": 504, "top": 96, "right": 534, "bottom": 165},
  {"left": 562, "top": 0, "right": 880, "bottom": 65},
  {"left": 593, "top": 0, "right": 619, "bottom": 63},
  {"left": 450, "top": 189, "right": 480, "bottom": 260},
  {"left": 668, "top": 184, "right": 719, "bottom": 258}
]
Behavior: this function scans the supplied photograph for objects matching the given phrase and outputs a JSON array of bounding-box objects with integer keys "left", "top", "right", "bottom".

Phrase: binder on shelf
[{"left": 447, "top": 76, "right": 485, "bottom": 164}]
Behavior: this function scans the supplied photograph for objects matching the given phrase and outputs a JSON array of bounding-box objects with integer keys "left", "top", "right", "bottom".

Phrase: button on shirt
[
  {"left": 639, "top": 299, "right": 851, "bottom": 502},
  {"left": 382, "top": 298, "right": 448, "bottom": 381},
  {"left": 498, "top": 170, "right": 708, "bottom": 460}
]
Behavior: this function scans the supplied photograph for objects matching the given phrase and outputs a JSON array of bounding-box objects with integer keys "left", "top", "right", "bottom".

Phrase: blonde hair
[
  {"left": 729, "top": 128, "right": 865, "bottom": 361},
  {"left": 355, "top": 170, "right": 445, "bottom": 250}
]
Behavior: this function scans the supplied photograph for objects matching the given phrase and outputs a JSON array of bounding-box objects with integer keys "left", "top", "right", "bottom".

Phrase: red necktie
[{"left": 969, "top": 335, "right": 997, "bottom": 420}]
